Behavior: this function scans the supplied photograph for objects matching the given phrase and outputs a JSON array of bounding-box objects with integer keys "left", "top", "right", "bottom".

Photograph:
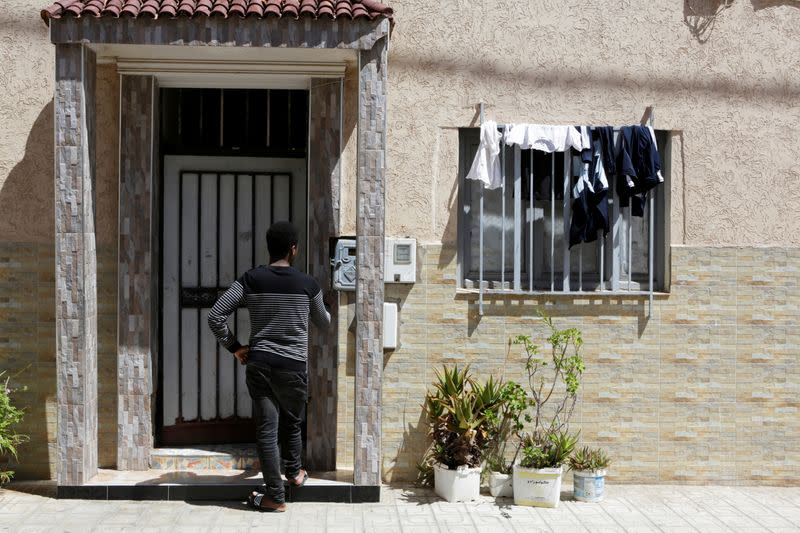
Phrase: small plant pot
[
  {"left": 433, "top": 463, "right": 481, "bottom": 502},
  {"left": 573, "top": 469, "right": 606, "bottom": 503},
  {"left": 512, "top": 464, "right": 563, "bottom": 508},
  {"left": 488, "top": 471, "right": 513, "bottom": 498}
]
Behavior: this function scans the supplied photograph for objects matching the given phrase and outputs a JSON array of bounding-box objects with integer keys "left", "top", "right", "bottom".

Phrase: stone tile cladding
[
  {"left": 117, "top": 75, "right": 157, "bottom": 471},
  {"left": 54, "top": 43, "right": 98, "bottom": 486},
  {"left": 337, "top": 244, "right": 800, "bottom": 485}
]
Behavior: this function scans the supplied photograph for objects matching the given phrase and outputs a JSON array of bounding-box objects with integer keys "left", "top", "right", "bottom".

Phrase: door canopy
[{"left": 42, "top": 0, "right": 393, "bottom": 24}]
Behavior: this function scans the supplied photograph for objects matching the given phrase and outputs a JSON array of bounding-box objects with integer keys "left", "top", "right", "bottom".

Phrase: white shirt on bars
[
  {"left": 465, "top": 120, "right": 503, "bottom": 190},
  {"left": 503, "top": 124, "right": 585, "bottom": 152}
]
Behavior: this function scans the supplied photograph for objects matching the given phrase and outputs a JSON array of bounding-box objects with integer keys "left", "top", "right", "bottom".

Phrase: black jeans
[{"left": 245, "top": 363, "right": 307, "bottom": 504}]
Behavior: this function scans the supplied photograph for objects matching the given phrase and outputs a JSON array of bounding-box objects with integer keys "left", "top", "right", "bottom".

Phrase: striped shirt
[{"left": 208, "top": 265, "right": 331, "bottom": 371}]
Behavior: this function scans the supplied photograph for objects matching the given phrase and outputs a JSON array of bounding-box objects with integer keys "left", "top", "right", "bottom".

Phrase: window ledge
[{"left": 454, "top": 288, "right": 670, "bottom": 300}]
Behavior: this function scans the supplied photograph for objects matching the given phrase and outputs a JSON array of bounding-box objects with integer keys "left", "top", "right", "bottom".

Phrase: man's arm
[
  {"left": 309, "top": 288, "right": 332, "bottom": 329},
  {"left": 208, "top": 280, "right": 246, "bottom": 356}
]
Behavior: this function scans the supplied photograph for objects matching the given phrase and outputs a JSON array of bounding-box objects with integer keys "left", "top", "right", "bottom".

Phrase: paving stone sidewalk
[{"left": 1, "top": 483, "right": 799, "bottom": 532}]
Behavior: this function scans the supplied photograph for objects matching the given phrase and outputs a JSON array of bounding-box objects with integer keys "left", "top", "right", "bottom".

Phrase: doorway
[{"left": 157, "top": 88, "right": 309, "bottom": 446}]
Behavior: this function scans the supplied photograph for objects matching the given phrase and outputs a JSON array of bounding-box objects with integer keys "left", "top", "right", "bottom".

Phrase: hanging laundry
[
  {"left": 504, "top": 124, "right": 585, "bottom": 153},
  {"left": 616, "top": 125, "right": 663, "bottom": 217},
  {"left": 595, "top": 126, "right": 617, "bottom": 177},
  {"left": 465, "top": 120, "right": 503, "bottom": 189},
  {"left": 569, "top": 128, "right": 610, "bottom": 248}
]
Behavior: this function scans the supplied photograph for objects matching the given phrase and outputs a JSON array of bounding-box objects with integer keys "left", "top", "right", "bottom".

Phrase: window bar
[
  {"left": 529, "top": 149, "right": 534, "bottom": 292},
  {"left": 562, "top": 152, "right": 571, "bottom": 292},
  {"left": 579, "top": 246, "right": 583, "bottom": 292},
  {"left": 478, "top": 103, "right": 485, "bottom": 315},
  {"left": 550, "top": 153, "right": 555, "bottom": 292},
  {"left": 266, "top": 90, "right": 271, "bottom": 147},
  {"left": 648, "top": 108, "right": 656, "bottom": 316},
  {"left": 513, "top": 145, "right": 522, "bottom": 291},
  {"left": 611, "top": 130, "right": 621, "bottom": 292},
  {"left": 627, "top": 204, "right": 632, "bottom": 291},
  {"left": 501, "top": 130, "right": 506, "bottom": 290},
  {"left": 599, "top": 232, "right": 605, "bottom": 291}
]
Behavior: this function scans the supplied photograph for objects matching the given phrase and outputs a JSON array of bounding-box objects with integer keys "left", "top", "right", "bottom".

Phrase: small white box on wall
[
  {"left": 383, "top": 302, "right": 398, "bottom": 350},
  {"left": 384, "top": 238, "right": 416, "bottom": 283}
]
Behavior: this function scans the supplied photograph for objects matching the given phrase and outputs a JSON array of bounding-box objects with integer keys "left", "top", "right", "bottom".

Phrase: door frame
[{"left": 144, "top": 71, "right": 343, "bottom": 470}]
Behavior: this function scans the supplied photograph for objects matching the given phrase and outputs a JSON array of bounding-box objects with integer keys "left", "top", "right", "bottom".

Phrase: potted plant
[
  {"left": 422, "top": 365, "right": 505, "bottom": 502},
  {"left": 483, "top": 381, "right": 529, "bottom": 498},
  {"left": 511, "top": 312, "right": 585, "bottom": 508},
  {"left": 513, "top": 429, "right": 579, "bottom": 508},
  {"left": 569, "top": 446, "right": 611, "bottom": 503}
]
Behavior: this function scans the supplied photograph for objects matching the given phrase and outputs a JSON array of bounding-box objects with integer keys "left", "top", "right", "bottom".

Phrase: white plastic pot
[
  {"left": 433, "top": 463, "right": 481, "bottom": 502},
  {"left": 512, "top": 464, "right": 563, "bottom": 508},
  {"left": 488, "top": 471, "right": 513, "bottom": 498},
  {"left": 573, "top": 469, "right": 606, "bottom": 502}
]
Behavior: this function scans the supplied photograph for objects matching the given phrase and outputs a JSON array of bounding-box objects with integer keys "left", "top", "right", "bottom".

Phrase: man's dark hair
[{"left": 267, "top": 221, "right": 299, "bottom": 260}]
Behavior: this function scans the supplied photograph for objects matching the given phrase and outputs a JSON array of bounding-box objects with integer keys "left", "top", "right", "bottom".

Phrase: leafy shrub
[
  {"left": 512, "top": 312, "right": 585, "bottom": 470},
  {"left": 513, "top": 313, "right": 585, "bottom": 438},
  {"left": 0, "top": 371, "right": 28, "bottom": 485},
  {"left": 483, "top": 381, "right": 530, "bottom": 475}
]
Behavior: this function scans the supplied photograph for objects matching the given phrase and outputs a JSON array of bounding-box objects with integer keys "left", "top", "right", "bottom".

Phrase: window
[{"left": 458, "top": 127, "right": 670, "bottom": 294}]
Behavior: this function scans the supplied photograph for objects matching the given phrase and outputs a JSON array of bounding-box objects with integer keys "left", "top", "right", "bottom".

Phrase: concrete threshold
[{"left": 54, "top": 468, "right": 378, "bottom": 503}]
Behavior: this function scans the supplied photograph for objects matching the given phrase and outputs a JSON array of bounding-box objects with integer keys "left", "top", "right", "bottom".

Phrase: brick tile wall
[{"left": 337, "top": 244, "right": 800, "bottom": 485}]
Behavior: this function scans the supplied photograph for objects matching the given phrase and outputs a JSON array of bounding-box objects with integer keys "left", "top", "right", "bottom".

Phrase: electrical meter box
[
  {"left": 332, "top": 238, "right": 357, "bottom": 291},
  {"left": 332, "top": 237, "right": 417, "bottom": 290},
  {"left": 384, "top": 238, "right": 416, "bottom": 283}
]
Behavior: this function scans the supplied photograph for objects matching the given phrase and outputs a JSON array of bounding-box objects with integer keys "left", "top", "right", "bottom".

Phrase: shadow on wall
[
  {"left": 390, "top": 47, "right": 799, "bottom": 103},
  {"left": 683, "top": 0, "right": 735, "bottom": 43},
  {"left": 0, "top": 102, "right": 55, "bottom": 479},
  {"left": 436, "top": 105, "right": 483, "bottom": 273},
  {"left": 465, "top": 296, "right": 652, "bottom": 339},
  {"left": 751, "top": 0, "right": 800, "bottom": 8},
  {"left": 388, "top": 408, "right": 428, "bottom": 484},
  {"left": 0, "top": 101, "right": 54, "bottom": 242}
]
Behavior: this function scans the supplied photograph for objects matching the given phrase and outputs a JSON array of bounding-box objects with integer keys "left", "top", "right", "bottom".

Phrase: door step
[
  {"left": 56, "top": 468, "right": 377, "bottom": 502},
  {"left": 151, "top": 444, "right": 260, "bottom": 471}
]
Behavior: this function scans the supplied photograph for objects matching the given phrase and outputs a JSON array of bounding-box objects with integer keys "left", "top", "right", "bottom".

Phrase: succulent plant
[
  {"left": 569, "top": 446, "right": 611, "bottom": 472},
  {"left": 422, "top": 365, "right": 508, "bottom": 471}
]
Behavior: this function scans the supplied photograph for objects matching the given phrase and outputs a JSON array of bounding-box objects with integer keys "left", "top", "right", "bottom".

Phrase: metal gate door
[{"left": 161, "top": 163, "right": 296, "bottom": 445}]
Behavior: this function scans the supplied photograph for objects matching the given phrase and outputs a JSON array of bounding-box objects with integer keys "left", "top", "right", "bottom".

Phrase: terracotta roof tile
[{"left": 41, "top": 0, "right": 392, "bottom": 24}]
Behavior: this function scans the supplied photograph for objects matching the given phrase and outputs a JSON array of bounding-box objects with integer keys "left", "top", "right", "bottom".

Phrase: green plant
[
  {"left": 420, "top": 365, "right": 507, "bottom": 477},
  {"left": 483, "top": 381, "right": 530, "bottom": 475},
  {"left": 569, "top": 446, "right": 611, "bottom": 472},
  {"left": 0, "top": 370, "right": 28, "bottom": 485},
  {"left": 519, "top": 429, "right": 579, "bottom": 470},
  {"left": 513, "top": 312, "right": 585, "bottom": 438}
]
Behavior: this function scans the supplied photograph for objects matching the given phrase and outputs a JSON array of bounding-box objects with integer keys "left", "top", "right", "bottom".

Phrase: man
[{"left": 208, "top": 221, "right": 331, "bottom": 512}]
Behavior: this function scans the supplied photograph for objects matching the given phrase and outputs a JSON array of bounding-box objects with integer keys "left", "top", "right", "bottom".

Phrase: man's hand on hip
[{"left": 234, "top": 345, "right": 249, "bottom": 365}]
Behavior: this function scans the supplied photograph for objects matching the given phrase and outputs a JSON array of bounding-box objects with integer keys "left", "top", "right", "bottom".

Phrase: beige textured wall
[
  {"left": 0, "top": 2, "right": 119, "bottom": 478},
  {"left": 380, "top": 0, "right": 800, "bottom": 246},
  {"left": 337, "top": 1, "right": 800, "bottom": 485}
]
